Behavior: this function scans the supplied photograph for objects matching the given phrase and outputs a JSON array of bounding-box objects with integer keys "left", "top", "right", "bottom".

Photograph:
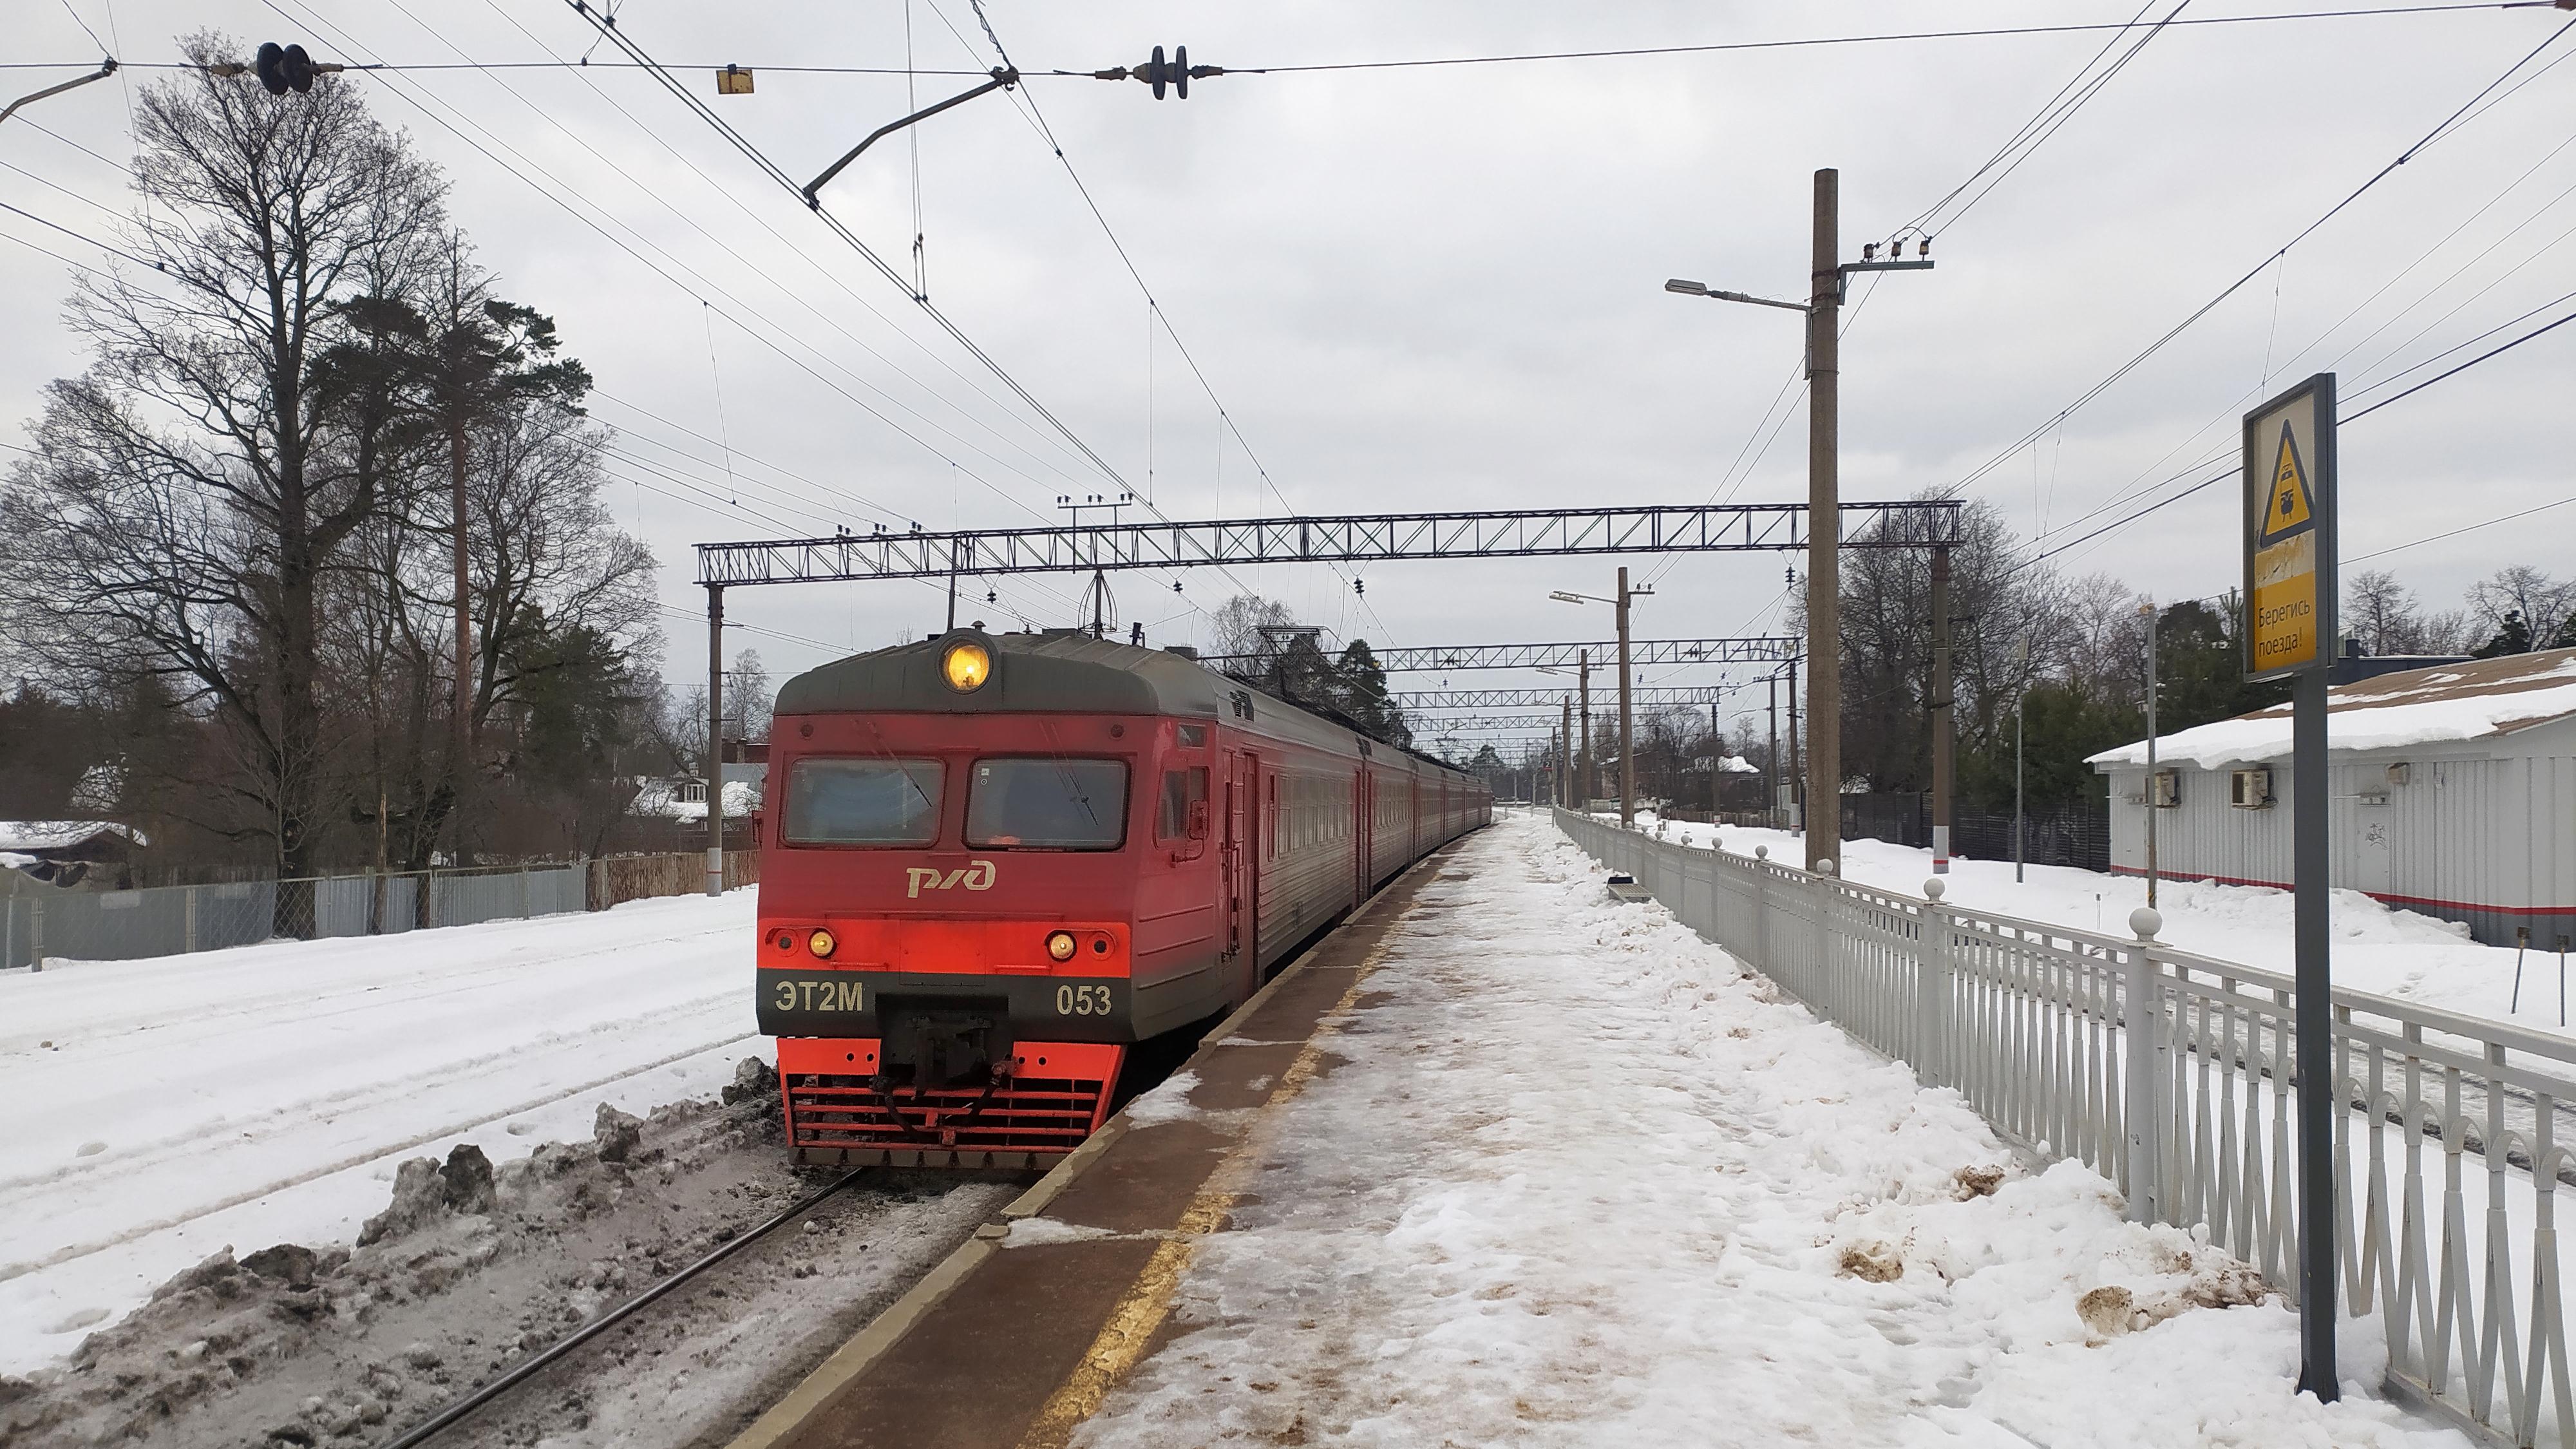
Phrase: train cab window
[
  {"left": 1177, "top": 723, "right": 1209, "bottom": 748},
  {"left": 782, "top": 758, "right": 943, "bottom": 847},
  {"left": 1156, "top": 766, "right": 1209, "bottom": 842},
  {"left": 966, "top": 758, "right": 1130, "bottom": 850}
]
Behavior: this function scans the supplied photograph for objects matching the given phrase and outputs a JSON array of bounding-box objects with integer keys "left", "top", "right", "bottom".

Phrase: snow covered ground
[
  {"left": 1633, "top": 811, "right": 2568, "bottom": 1034},
  {"left": 0, "top": 890, "right": 766, "bottom": 1375},
  {"left": 1066, "top": 813, "right": 2468, "bottom": 1447}
]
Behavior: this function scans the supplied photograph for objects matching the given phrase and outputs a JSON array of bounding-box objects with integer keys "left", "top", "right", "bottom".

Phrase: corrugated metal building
[{"left": 2089, "top": 648, "right": 2576, "bottom": 947}]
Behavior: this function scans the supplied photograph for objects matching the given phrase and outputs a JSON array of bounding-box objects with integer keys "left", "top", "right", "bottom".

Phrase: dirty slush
[{"left": 1, "top": 1060, "right": 1012, "bottom": 1449}]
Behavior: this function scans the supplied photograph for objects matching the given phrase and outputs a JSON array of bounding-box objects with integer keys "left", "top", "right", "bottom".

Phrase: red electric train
[{"left": 753, "top": 626, "right": 1491, "bottom": 1168}]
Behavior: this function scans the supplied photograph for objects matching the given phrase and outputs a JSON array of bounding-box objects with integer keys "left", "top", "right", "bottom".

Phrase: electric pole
[
  {"left": 1931, "top": 544, "right": 1954, "bottom": 873},
  {"left": 1577, "top": 650, "right": 1593, "bottom": 810},
  {"left": 1665, "top": 167, "right": 1933, "bottom": 869},
  {"left": 1617, "top": 566, "right": 1635, "bottom": 826},
  {"left": 705, "top": 584, "right": 726, "bottom": 897},
  {"left": 1806, "top": 169, "right": 1842, "bottom": 873},
  {"left": 1561, "top": 696, "right": 1574, "bottom": 808}
]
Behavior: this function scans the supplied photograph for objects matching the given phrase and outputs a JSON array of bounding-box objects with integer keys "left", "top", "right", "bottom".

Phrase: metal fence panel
[
  {"left": 1553, "top": 808, "right": 2576, "bottom": 1444},
  {"left": 5, "top": 853, "right": 752, "bottom": 971}
]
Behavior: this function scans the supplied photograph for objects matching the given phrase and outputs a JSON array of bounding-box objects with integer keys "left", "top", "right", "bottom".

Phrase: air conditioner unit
[
  {"left": 2230, "top": 767, "right": 2273, "bottom": 809},
  {"left": 2148, "top": 770, "right": 2181, "bottom": 808}
]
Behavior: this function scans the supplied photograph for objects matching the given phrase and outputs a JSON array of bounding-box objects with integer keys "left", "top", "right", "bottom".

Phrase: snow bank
[
  {"left": 1072, "top": 815, "right": 2465, "bottom": 1446},
  {"left": 0, "top": 889, "right": 766, "bottom": 1374}
]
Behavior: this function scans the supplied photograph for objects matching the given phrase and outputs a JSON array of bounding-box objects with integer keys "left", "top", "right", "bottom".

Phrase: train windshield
[
  {"left": 782, "top": 758, "right": 943, "bottom": 846},
  {"left": 965, "top": 758, "right": 1130, "bottom": 850}
]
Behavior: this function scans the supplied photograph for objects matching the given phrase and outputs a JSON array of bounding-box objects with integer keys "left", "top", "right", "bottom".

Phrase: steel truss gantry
[
  {"left": 1394, "top": 685, "right": 1744, "bottom": 711},
  {"left": 1198, "top": 635, "right": 1797, "bottom": 674},
  {"left": 693, "top": 500, "right": 1962, "bottom": 585}
]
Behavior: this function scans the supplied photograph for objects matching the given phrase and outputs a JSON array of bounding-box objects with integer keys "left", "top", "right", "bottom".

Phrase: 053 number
[{"left": 1055, "top": 983, "right": 1113, "bottom": 1017}]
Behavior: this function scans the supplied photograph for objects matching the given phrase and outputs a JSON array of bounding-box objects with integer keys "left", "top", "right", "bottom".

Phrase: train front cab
[{"left": 757, "top": 708, "right": 1254, "bottom": 1169}]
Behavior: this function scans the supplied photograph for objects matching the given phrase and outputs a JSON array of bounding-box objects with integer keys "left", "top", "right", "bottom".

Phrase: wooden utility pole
[
  {"left": 1805, "top": 167, "right": 1842, "bottom": 875},
  {"left": 1768, "top": 672, "right": 1781, "bottom": 828},
  {"left": 1616, "top": 565, "right": 1635, "bottom": 826},
  {"left": 705, "top": 584, "right": 726, "bottom": 897},
  {"left": 1930, "top": 544, "right": 1954, "bottom": 873}
]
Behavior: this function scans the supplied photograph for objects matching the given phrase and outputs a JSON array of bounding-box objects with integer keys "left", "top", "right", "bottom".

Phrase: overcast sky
[{"left": 5, "top": 1, "right": 2570, "bottom": 753}]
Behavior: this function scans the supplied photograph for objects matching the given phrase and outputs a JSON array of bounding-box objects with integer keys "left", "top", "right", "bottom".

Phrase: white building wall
[{"left": 2103, "top": 717, "right": 2576, "bottom": 945}]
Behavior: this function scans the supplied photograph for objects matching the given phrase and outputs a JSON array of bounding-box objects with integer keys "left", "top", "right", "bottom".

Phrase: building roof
[
  {"left": 0, "top": 820, "right": 146, "bottom": 853},
  {"left": 2089, "top": 647, "right": 2576, "bottom": 770}
]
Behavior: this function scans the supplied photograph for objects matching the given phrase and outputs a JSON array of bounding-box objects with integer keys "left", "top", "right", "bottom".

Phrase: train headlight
[
  {"left": 808, "top": 928, "right": 837, "bottom": 959},
  {"left": 1045, "top": 930, "right": 1077, "bottom": 962},
  {"left": 942, "top": 640, "right": 992, "bottom": 692}
]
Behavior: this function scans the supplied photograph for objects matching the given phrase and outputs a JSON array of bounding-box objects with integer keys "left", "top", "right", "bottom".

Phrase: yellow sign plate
[{"left": 2242, "top": 378, "right": 2334, "bottom": 681}]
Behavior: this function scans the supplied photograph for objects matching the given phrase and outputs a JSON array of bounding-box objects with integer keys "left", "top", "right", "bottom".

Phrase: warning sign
[
  {"left": 2243, "top": 377, "right": 2336, "bottom": 682},
  {"left": 2262, "top": 424, "right": 2313, "bottom": 540}
]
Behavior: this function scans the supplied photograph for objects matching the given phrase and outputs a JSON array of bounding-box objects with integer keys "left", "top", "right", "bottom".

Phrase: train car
[{"left": 753, "top": 626, "right": 1492, "bottom": 1168}]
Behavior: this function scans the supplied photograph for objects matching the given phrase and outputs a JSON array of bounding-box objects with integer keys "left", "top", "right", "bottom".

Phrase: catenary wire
[{"left": 1938, "top": 13, "right": 2576, "bottom": 502}]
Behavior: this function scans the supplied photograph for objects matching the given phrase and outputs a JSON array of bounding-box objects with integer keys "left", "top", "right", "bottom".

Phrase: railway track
[{"left": 376, "top": 1165, "right": 876, "bottom": 1449}]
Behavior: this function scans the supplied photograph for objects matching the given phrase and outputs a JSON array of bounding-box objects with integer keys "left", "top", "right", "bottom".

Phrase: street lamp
[
  {"left": 1665, "top": 185, "right": 1936, "bottom": 876},
  {"left": 1550, "top": 574, "right": 1653, "bottom": 826}
]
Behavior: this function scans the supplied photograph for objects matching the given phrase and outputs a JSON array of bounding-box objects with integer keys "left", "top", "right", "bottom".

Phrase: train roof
[{"left": 774, "top": 628, "right": 1479, "bottom": 779}]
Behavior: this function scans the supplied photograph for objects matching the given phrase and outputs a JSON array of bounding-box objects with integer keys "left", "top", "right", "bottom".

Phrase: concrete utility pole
[
  {"left": 1577, "top": 650, "right": 1593, "bottom": 809},
  {"left": 1806, "top": 167, "right": 1842, "bottom": 875},
  {"left": 1786, "top": 659, "right": 1801, "bottom": 829},
  {"left": 1768, "top": 672, "right": 1781, "bottom": 829},
  {"left": 1561, "top": 696, "right": 1574, "bottom": 808},
  {"left": 705, "top": 584, "right": 726, "bottom": 897},
  {"left": 1617, "top": 566, "right": 1636, "bottom": 827},
  {"left": 1930, "top": 544, "right": 1954, "bottom": 873}
]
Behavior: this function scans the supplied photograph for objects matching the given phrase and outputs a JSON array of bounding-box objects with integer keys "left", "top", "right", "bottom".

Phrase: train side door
[
  {"left": 1222, "top": 751, "right": 1256, "bottom": 987},
  {"left": 1354, "top": 767, "right": 1371, "bottom": 905}
]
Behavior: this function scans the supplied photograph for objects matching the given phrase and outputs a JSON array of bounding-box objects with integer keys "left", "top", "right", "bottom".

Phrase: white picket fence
[{"left": 1555, "top": 807, "right": 2576, "bottom": 1445}]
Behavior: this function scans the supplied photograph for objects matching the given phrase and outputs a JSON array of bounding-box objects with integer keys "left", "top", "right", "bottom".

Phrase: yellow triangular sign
[{"left": 2264, "top": 422, "right": 2313, "bottom": 538}]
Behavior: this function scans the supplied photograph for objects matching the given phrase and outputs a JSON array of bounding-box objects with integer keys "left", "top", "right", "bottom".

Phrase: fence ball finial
[
  {"left": 2130, "top": 906, "right": 2163, "bottom": 941},
  {"left": 1923, "top": 878, "right": 1944, "bottom": 900},
  {"left": 1815, "top": 857, "right": 1835, "bottom": 876},
  {"left": 1755, "top": 845, "right": 1768, "bottom": 860}
]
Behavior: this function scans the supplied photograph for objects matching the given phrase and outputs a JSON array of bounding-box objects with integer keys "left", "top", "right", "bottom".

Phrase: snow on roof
[
  {"left": 629, "top": 778, "right": 760, "bottom": 821},
  {"left": 0, "top": 820, "right": 146, "bottom": 852},
  {"left": 2089, "top": 647, "right": 2576, "bottom": 770}
]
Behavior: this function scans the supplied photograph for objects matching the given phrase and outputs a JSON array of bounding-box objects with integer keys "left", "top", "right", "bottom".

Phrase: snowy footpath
[
  {"left": 0, "top": 890, "right": 765, "bottom": 1375},
  {"left": 1072, "top": 813, "right": 2468, "bottom": 1448}
]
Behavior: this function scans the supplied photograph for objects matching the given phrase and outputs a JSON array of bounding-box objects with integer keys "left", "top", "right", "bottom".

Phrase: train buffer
[{"left": 728, "top": 810, "right": 2476, "bottom": 1448}]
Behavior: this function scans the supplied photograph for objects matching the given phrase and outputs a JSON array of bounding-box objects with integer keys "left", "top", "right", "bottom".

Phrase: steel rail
[{"left": 375, "top": 1166, "right": 870, "bottom": 1448}]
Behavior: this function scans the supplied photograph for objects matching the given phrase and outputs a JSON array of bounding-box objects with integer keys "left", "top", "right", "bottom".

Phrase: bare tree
[
  {"left": 2344, "top": 569, "right": 2421, "bottom": 656},
  {"left": 2467, "top": 566, "right": 2576, "bottom": 654},
  {"left": 0, "top": 41, "right": 444, "bottom": 885}
]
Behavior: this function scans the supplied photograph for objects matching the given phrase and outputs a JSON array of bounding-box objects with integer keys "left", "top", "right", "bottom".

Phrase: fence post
[
  {"left": 29, "top": 895, "right": 43, "bottom": 972},
  {"left": 2125, "top": 906, "right": 2168, "bottom": 1224},
  {"left": 1918, "top": 878, "right": 1955, "bottom": 1089},
  {"left": 1812, "top": 857, "right": 1836, "bottom": 1007},
  {"left": 5, "top": 896, "right": 14, "bottom": 970},
  {"left": 185, "top": 885, "right": 200, "bottom": 954},
  {"left": 518, "top": 864, "right": 531, "bottom": 920},
  {"left": 1752, "top": 846, "right": 1771, "bottom": 975}
]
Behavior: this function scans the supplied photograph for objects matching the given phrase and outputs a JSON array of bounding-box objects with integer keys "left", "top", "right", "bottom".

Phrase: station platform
[{"left": 728, "top": 812, "right": 2467, "bottom": 1449}]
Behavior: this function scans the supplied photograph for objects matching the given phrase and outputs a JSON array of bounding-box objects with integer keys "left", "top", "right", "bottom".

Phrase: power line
[
  {"left": 1940, "top": 12, "right": 2576, "bottom": 502},
  {"left": 2348, "top": 492, "right": 2576, "bottom": 562},
  {"left": 6, "top": 3, "right": 2521, "bottom": 79}
]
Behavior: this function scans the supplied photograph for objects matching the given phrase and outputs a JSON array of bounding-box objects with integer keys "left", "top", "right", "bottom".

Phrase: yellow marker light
[
  {"left": 942, "top": 640, "right": 992, "bottom": 692},
  {"left": 1045, "top": 930, "right": 1077, "bottom": 962},
  {"left": 808, "top": 928, "right": 837, "bottom": 959}
]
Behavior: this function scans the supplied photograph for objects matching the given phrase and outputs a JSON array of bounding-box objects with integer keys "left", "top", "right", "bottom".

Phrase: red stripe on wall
[{"left": 2105, "top": 866, "right": 2569, "bottom": 918}]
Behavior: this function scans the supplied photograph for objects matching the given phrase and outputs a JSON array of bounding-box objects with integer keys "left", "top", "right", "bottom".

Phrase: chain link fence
[{"left": 1, "top": 851, "right": 761, "bottom": 971}]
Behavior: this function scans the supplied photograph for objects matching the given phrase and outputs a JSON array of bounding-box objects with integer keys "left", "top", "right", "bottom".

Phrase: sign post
[{"left": 2245, "top": 372, "right": 2338, "bottom": 1399}]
